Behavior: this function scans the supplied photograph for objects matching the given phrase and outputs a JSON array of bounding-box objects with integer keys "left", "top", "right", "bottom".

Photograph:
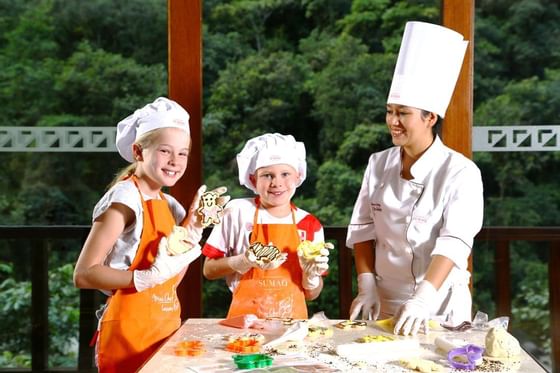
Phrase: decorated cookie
[
  {"left": 248, "top": 242, "right": 286, "bottom": 265},
  {"left": 335, "top": 320, "right": 367, "bottom": 330},
  {"left": 226, "top": 333, "right": 266, "bottom": 344},
  {"left": 297, "top": 240, "right": 334, "bottom": 259},
  {"left": 307, "top": 325, "right": 334, "bottom": 338},
  {"left": 197, "top": 190, "right": 224, "bottom": 228},
  {"left": 265, "top": 317, "right": 297, "bottom": 326}
]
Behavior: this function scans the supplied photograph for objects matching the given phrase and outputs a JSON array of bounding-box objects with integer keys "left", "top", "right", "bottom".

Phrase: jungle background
[{"left": 0, "top": 0, "right": 559, "bottom": 369}]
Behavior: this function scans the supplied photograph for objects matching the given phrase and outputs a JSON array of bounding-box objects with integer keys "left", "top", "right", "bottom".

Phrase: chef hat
[
  {"left": 237, "top": 133, "right": 307, "bottom": 193},
  {"left": 115, "top": 97, "right": 190, "bottom": 162},
  {"left": 387, "top": 21, "right": 468, "bottom": 118}
]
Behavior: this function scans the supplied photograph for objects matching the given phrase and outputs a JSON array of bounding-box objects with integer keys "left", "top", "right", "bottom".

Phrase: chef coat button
[
  {"left": 405, "top": 216, "right": 411, "bottom": 223},
  {"left": 379, "top": 182, "right": 384, "bottom": 188}
]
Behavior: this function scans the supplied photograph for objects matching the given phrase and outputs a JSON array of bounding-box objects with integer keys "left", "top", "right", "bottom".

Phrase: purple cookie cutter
[{"left": 447, "top": 344, "right": 485, "bottom": 370}]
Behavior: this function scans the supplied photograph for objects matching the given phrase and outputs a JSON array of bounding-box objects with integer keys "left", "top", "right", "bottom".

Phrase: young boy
[{"left": 202, "top": 133, "right": 330, "bottom": 319}]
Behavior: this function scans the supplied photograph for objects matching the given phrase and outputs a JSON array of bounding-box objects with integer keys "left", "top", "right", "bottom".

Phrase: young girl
[
  {"left": 202, "top": 133, "right": 330, "bottom": 320},
  {"left": 73, "top": 97, "right": 228, "bottom": 372}
]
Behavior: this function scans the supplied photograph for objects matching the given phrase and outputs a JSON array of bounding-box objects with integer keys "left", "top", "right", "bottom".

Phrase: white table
[{"left": 138, "top": 318, "right": 547, "bottom": 372}]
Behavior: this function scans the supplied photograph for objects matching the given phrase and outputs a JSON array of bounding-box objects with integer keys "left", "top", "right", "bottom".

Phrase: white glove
[
  {"left": 349, "top": 272, "right": 381, "bottom": 320},
  {"left": 179, "top": 185, "right": 209, "bottom": 249},
  {"left": 393, "top": 280, "right": 437, "bottom": 336},
  {"left": 298, "top": 246, "right": 329, "bottom": 290},
  {"left": 227, "top": 249, "right": 288, "bottom": 274},
  {"left": 133, "top": 236, "right": 202, "bottom": 292}
]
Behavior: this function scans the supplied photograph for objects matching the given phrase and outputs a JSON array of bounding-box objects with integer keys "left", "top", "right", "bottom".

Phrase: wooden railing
[{"left": 0, "top": 226, "right": 559, "bottom": 372}]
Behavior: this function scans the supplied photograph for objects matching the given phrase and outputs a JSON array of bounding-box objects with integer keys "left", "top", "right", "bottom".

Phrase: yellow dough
[
  {"left": 297, "top": 240, "right": 334, "bottom": 259},
  {"left": 167, "top": 226, "right": 194, "bottom": 255},
  {"left": 400, "top": 358, "right": 444, "bottom": 372},
  {"left": 375, "top": 317, "right": 440, "bottom": 334},
  {"left": 356, "top": 335, "right": 395, "bottom": 343}
]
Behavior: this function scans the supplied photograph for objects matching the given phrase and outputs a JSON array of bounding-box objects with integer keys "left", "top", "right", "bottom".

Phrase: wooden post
[
  {"left": 441, "top": 0, "right": 475, "bottom": 292},
  {"left": 550, "top": 242, "right": 560, "bottom": 373},
  {"left": 168, "top": 0, "right": 203, "bottom": 319}
]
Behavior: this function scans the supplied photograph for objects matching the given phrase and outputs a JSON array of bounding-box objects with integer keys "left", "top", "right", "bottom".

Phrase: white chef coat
[{"left": 346, "top": 136, "right": 483, "bottom": 323}]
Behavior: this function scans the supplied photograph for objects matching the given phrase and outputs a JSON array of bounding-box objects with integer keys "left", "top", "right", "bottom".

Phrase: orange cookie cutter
[
  {"left": 174, "top": 340, "right": 206, "bottom": 356},
  {"left": 225, "top": 338, "right": 262, "bottom": 353}
]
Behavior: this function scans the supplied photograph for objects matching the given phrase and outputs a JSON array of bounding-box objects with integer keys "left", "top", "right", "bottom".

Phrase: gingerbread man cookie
[{"left": 197, "top": 191, "right": 223, "bottom": 227}]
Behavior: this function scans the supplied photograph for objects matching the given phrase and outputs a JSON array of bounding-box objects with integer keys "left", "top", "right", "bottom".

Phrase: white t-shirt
[
  {"left": 92, "top": 179, "right": 186, "bottom": 270},
  {"left": 202, "top": 197, "right": 324, "bottom": 291}
]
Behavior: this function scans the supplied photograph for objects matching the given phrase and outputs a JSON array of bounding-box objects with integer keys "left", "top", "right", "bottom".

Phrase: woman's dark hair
[{"left": 421, "top": 110, "right": 442, "bottom": 137}]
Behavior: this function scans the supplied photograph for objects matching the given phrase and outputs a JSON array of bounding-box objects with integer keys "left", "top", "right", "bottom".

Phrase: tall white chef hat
[
  {"left": 115, "top": 97, "right": 190, "bottom": 162},
  {"left": 387, "top": 21, "right": 468, "bottom": 118},
  {"left": 237, "top": 133, "right": 307, "bottom": 193}
]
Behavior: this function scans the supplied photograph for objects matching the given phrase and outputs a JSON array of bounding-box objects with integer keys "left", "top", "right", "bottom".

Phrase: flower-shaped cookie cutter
[{"left": 447, "top": 344, "right": 485, "bottom": 370}]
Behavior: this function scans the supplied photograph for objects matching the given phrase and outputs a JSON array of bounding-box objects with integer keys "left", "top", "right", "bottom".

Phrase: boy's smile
[{"left": 251, "top": 164, "right": 300, "bottom": 217}]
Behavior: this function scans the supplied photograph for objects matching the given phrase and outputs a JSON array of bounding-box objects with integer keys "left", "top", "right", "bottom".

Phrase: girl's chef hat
[
  {"left": 115, "top": 97, "right": 190, "bottom": 162},
  {"left": 237, "top": 133, "right": 307, "bottom": 193},
  {"left": 387, "top": 21, "right": 468, "bottom": 118}
]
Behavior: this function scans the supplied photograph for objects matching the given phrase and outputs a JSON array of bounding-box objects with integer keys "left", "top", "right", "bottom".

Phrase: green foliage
[
  {"left": 0, "top": 265, "right": 31, "bottom": 367},
  {"left": 48, "top": 264, "right": 80, "bottom": 367},
  {"left": 0, "top": 261, "right": 80, "bottom": 368}
]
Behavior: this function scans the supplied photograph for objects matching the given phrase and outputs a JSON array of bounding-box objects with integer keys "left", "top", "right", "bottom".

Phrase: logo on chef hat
[{"left": 387, "top": 21, "right": 468, "bottom": 118}]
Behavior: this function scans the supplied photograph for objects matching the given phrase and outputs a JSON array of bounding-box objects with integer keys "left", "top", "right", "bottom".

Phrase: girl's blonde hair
[{"left": 107, "top": 129, "right": 164, "bottom": 189}]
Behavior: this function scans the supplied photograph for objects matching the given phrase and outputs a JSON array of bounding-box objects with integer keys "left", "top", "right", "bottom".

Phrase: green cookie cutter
[{"left": 232, "top": 353, "right": 273, "bottom": 369}]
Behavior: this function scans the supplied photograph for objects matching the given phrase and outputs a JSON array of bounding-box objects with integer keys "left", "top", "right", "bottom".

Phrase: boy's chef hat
[
  {"left": 387, "top": 21, "right": 468, "bottom": 118},
  {"left": 115, "top": 97, "right": 190, "bottom": 162},
  {"left": 237, "top": 133, "right": 307, "bottom": 193}
]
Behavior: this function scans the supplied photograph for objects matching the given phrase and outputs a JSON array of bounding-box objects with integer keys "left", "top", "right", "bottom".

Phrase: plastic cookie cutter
[
  {"left": 447, "top": 344, "right": 485, "bottom": 370},
  {"left": 232, "top": 353, "right": 273, "bottom": 369},
  {"left": 225, "top": 337, "right": 262, "bottom": 353},
  {"left": 174, "top": 340, "right": 205, "bottom": 356}
]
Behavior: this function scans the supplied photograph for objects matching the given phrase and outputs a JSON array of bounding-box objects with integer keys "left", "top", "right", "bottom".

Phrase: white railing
[{"left": 1, "top": 126, "right": 560, "bottom": 152}]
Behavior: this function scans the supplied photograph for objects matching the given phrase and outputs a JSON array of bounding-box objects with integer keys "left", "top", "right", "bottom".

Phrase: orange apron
[
  {"left": 227, "top": 203, "right": 307, "bottom": 319},
  {"left": 96, "top": 178, "right": 182, "bottom": 372}
]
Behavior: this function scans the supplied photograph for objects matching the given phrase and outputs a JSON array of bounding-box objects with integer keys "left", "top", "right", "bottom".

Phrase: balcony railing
[{"left": 0, "top": 226, "right": 559, "bottom": 372}]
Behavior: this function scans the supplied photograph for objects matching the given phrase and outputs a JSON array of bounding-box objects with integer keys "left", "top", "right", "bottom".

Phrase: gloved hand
[
  {"left": 227, "top": 248, "right": 288, "bottom": 274},
  {"left": 349, "top": 272, "right": 381, "bottom": 320},
  {"left": 210, "top": 186, "right": 231, "bottom": 208},
  {"left": 297, "top": 243, "right": 329, "bottom": 290},
  {"left": 133, "top": 235, "right": 202, "bottom": 292},
  {"left": 393, "top": 280, "right": 437, "bottom": 336},
  {"left": 179, "top": 185, "right": 210, "bottom": 250}
]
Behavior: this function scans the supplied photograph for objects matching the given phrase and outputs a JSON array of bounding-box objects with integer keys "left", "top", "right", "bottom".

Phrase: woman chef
[{"left": 346, "top": 21, "right": 484, "bottom": 336}]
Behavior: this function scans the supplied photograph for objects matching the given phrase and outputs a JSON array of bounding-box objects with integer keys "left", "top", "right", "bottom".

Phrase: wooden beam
[
  {"left": 441, "top": 0, "right": 475, "bottom": 293},
  {"left": 550, "top": 241, "right": 560, "bottom": 373},
  {"left": 168, "top": 0, "right": 203, "bottom": 319},
  {"left": 441, "top": 0, "right": 475, "bottom": 158}
]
